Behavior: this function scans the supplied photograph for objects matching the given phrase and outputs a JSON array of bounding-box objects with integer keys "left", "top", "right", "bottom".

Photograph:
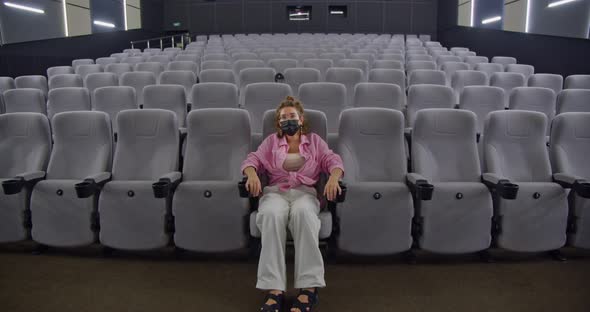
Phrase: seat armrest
[
  {"left": 554, "top": 173, "right": 590, "bottom": 198},
  {"left": 238, "top": 176, "right": 250, "bottom": 198},
  {"left": 2, "top": 171, "right": 46, "bottom": 195},
  {"left": 75, "top": 172, "right": 112, "bottom": 198},
  {"left": 406, "top": 173, "right": 434, "bottom": 200},
  {"left": 482, "top": 173, "right": 519, "bottom": 200},
  {"left": 152, "top": 171, "right": 182, "bottom": 198},
  {"left": 326, "top": 181, "right": 347, "bottom": 205}
]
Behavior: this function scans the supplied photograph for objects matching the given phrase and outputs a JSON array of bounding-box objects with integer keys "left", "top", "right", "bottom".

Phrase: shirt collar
[{"left": 278, "top": 133, "right": 310, "bottom": 147}]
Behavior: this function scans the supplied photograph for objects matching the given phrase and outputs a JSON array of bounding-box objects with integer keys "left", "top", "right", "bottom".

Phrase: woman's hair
[{"left": 275, "top": 96, "right": 310, "bottom": 138}]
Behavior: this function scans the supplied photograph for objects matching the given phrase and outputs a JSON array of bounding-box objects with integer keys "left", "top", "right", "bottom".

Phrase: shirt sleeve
[
  {"left": 316, "top": 135, "right": 345, "bottom": 176},
  {"left": 240, "top": 135, "right": 271, "bottom": 175}
]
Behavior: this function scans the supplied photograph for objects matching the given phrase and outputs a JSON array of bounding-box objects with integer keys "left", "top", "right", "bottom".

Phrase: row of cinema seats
[{"left": 1, "top": 107, "right": 589, "bottom": 257}]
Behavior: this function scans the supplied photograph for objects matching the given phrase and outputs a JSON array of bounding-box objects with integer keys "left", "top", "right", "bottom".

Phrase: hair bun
[{"left": 285, "top": 96, "right": 295, "bottom": 102}]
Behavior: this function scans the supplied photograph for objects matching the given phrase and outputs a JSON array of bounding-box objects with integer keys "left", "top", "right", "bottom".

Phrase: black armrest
[
  {"left": 152, "top": 172, "right": 182, "bottom": 198},
  {"left": 75, "top": 172, "right": 111, "bottom": 198},
  {"left": 572, "top": 180, "right": 590, "bottom": 198},
  {"left": 238, "top": 176, "right": 250, "bottom": 198},
  {"left": 326, "top": 181, "right": 347, "bottom": 204},
  {"left": 482, "top": 173, "right": 519, "bottom": 200},
  {"left": 2, "top": 172, "right": 45, "bottom": 195},
  {"left": 407, "top": 173, "right": 434, "bottom": 201}
]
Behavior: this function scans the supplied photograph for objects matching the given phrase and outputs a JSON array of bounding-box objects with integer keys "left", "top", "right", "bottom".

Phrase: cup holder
[
  {"left": 336, "top": 183, "right": 347, "bottom": 203},
  {"left": 574, "top": 181, "right": 590, "bottom": 198},
  {"left": 75, "top": 180, "right": 97, "bottom": 198},
  {"left": 2, "top": 178, "right": 24, "bottom": 195},
  {"left": 238, "top": 178, "right": 249, "bottom": 198},
  {"left": 416, "top": 183, "right": 434, "bottom": 200},
  {"left": 498, "top": 182, "right": 519, "bottom": 200},
  {"left": 152, "top": 181, "right": 171, "bottom": 198}
]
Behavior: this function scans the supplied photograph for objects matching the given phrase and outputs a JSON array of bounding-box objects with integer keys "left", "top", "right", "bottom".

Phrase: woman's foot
[
  {"left": 290, "top": 288, "right": 318, "bottom": 312},
  {"left": 260, "top": 290, "right": 284, "bottom": 312}
]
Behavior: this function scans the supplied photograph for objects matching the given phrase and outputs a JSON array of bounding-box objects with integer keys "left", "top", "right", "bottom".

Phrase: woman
[{"left": 241, "top": 96, "right": 344, "bottom": 312}]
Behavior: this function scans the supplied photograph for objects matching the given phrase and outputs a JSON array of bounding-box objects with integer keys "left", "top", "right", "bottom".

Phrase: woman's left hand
[{"left": 323, "top": 176, "right": 342, "bottom": 202}]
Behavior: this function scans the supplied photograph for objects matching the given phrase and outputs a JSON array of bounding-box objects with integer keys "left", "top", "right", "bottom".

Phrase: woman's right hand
[{"left": 244, "top": 167, "right": 262, "bottom": 197}]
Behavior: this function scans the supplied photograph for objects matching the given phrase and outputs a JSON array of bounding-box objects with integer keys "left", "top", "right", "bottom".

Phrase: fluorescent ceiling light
[
  {"left": 123, "top": 0, "right": 128, "bottom": 31},
  {"left": 330, "top": 11, "right": 344, "bottom": 15},
  {"left": 470, "top": 0, "right": 475, "bottom": 27},
  {"left": 94, "top": 20, "right": 116, "bottom": 28},
  {"left": 525, "top": 0, "right": 531, "bottom": 33},
  {"left": 62, "top": 0, "right": 68, "bottom": 36},
  {"left": 482, "top": 16, "right": 502, "bottom": 25},
  {"left": 548, "top": 0, "right": 578, "bottom": 8},
  {"left": 4, "top": 2, "right": 44, "bottom": 14}
]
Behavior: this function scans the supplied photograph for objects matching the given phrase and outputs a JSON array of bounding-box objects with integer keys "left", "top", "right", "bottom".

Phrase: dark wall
[
  {"left": 90, "top": 0, "right": 125, "bottom": 33},
  {"left": 437, "top": 0, "right": 590, "bottom": 77},
  {"left": 0, "top": 0, "right": 66, "bottom": 44},
  {"left": 164, "top": 0, "right": 438, "bottom": 36},
  {"left": 142, "top": 0, "right": 165, "bottom": 32}
]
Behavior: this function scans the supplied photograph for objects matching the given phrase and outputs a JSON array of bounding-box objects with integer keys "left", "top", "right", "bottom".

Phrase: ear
[{"left": 299, "top": 114, "right": 305, "bottom": 125}]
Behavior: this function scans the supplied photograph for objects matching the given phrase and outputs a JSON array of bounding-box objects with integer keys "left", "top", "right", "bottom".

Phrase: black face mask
[{"left": 280, "top": 119, "right": 300, "bottom": 136}]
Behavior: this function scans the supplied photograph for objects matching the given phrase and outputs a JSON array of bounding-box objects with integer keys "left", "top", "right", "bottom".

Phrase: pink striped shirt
[{"left": 241, "top": 133, "right": 344, "bottom": 192}]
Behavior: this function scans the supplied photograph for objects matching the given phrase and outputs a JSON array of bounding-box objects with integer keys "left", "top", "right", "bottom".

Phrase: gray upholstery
[
  {"left": 232, "top": 60, "right": 265, "bottom": 77},
  {"left": 143, "top": 85, "right": 187, "bottom": 128},
  {"left": 173, "top": 109, "right": 250, "bottom": 252},
  {"left": 509, "top": 87, "right": 556, "bottom": 135},
  {"left": 47, "top": 87, "right": 91, "bottom": 121},
  {"left": 201, "top": 60, "right": 232, "bottom": 71},
  {"left": 337, "top": 59, "right": 370, "bottom": 80},
  {"left": 353, "top": 83, "right": 404, "bottom": 110},
  {"left": 302, "top": 59, "right": 333, "bottom": 80},
  {"left": 436, "top": 55, "right": 462, "bottom": 68},
  {"left": 459, "top": 86, "right": 505, "bottom": 134},
  {"left": 4, "top": 89, "right": 46, "bottom": 114},
  {"left": 406, "top": 85, "right": 455, "bottom": 128},
  {"left": 0, "top": 77, "right": 15, "bottom": 114},
  {"left": 464, "top": 56, "right": 489, "bottom": 69},
  {"left": 412, "top": 109, "right": 492, "bottom": 253},
  {"left": 105, "top": 63, "right": 133, "bottom": 77},
  {"left": 99, "top": 109, "right": 180, "bottom": 250},
  {"left": 96, "top": 57, "right": 118, "bottom": 67},
  {"left": 550, "top": 113, "right": 590, "bottom": 248},
  {"left": 175, "top": 54, "right": 200, "bottom": 63},
  {"left": 30, "top": 111, "right": 111, "bottom": 247},
  {"left": 47, "top": 66, "right": 74, "bottom": 78},
  {"left": 325, "top": 67, "right": 364, "bottom": 107},
  {"left": 556, "top": 89, "right": 590, "bottom": 114},
  {"left": 72, "top": 59, "right": 94, "bottom": 69},
  {"left": 75, "top": 65, "right": 103, "bottom": 80},
  {"left": 409, "top": 70, "right": 447, "bottom": 87},
  {"left": 243, "top": 82, "right": 292, "bottom": 134},
  {"left": 191, "top": 82, "right": 238, "bottom": 109},
  {"left": 490, "top": 72, "right": 526, "bottom": 107},
  {"left": 232, "top": 52, "right": 258, "bottom": 61},
  {"left": 441, "top": 62, "right": 469, "bottom": 85},
  {"left": 159, "top": 71, "right": 197, "bottom": 103},
  {"left": 407, "top": 55, "right": 434, "bottom": 62},
  {"left": 147, "top": 55, "right": 171, "bottom": 66},
  {"left": 320, "top": 52, "right": 346, "bottom": 64},
  {"left": 267, "top": 59, "right": 297, "bottom": 75},
  {"left": 379, "top": 53, "right": 404, "bottom": 62},
  {"left": 0, "top": 113, "right": 51, "bottom": 242},
  {"left": 48, "top": 74, "right": 83, "bottom": 90},
  {"left": 119, "top": 72, "right": 157, "bottom": 106},
  {"left": 506, "top": 64, "right": 535, "bottom": 81},
  {"left": 451, "top": 70, "right": 488, "bottom": 103},
  {"left": 15, "top": 75, "right": 48, "bottom": 97},
  {"left": 202, "top": 54, "right": 231, "bottom": 62},
  {"left": 564, "top": 75, "right": 590, "bottom": 89},
  {"left": 491, "top": 56, "right": 517, "bottom": 69},
  {"left": 92, "top": 86, "right": 136, "bottom": 134},
  {"left": 373, "top": 60, "right": 404, "bottom": 70},
  {"left": 483, "top": 110, "right": 568, "bottom": 252},
  {"left": 368, "top": 69, "right": 406, "bottom": 91},
  {"left": 199, "top": 69, "right": 236, "bottom": 84},
  {"left": 336, "top": 108, "right": 413, "bottom": 254},
  {"left": 259, "top": 52, "right": 288, "bottom": 63},
  {"left": 474, "top": 63, "right": 504, "bottom": 78},
  {"left": 528, "top": 74, "right": 563, "bottom": 95},
  {"left": 167, "top": 61, "right": 199, "bottom": 76},
  {"left": 134, "top": 62, "right": 165, "bottom": 82},
  {"left": 84, "top": 73, "right": 118, "bottom": 95},
  {"left": 238, "top": 68, "right": 276, "bottom": 104},
  {"left": 350, "top": 53, "right": 375, "bottom": 68},
  {"left": 284, "top": 68, "right": 321, "bottom": 97},
  {"left": 406, "top": 61, "right": 437, "bottom": 76},
  {"left": 298, "top": 82, "right": 347, "bottom": 133},
  {"left": 110, "top": 53, "right": 128, "bottom": 62}
]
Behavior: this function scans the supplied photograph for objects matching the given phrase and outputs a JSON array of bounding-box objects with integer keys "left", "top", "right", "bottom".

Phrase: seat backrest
[
  {"left": 298, "top": 82, "right": 347, "bottom": 133},
  {"left": 373, "top": 60, "right": 404, "bottom": 70},
  {"left": 368, "top": 69, "right": 406, "bottom": 90},
  {"left": 232, "top": 52, "right": 259, "bottom": 61},
  {"left": 353, "top": 82, "right": 404, "bottom": 110},
  {"left": 147, "top": 55, "right": 171, "bottom": 65},
  {"left": 436, "top": 55, "right": 462, "bottom": 68},
  {"left": 143, "top": 85, "right": 187, "bottom": 127},
  {"left": 406, "top": 61, "right": 437, "bottom": 75},
  {"left": 550, "top": 112, "right": 590, "bottom": 179},
  {"left": 564, "top": 74, "right": 590, "bottom": 89},
  {"left": 474, "top": 63, "right": 504, "bottom": 79},
  {"left": 509, "top": 87, "right": 556, "bottom": 131},
  {"left": 75, "top": 65, "right": 103, "bottom": 80},
  {"left": 490, "top": 72, "right": 526, "bottom": 107},
  {"left": 47, "top": 66, "right": 74, "bottom": 78},
  {"left": 267, "top": 59, "right": 298, "bottom": 75},
  {"left": 338, "top": 108, "right": 407, "bottom": 182},
  {"left": 4, "top": 88, "right": 46, "bottom": 114},
  {"left": 262, "top": 108, "right": 328, "bottom": 142},
  {"left": 96, "top": 57, "right": 118, "bottom": 67},
  {"left": 556, "top": 89, "right": 590, "bottom": 114},
  {"left": 325, "top": 67, "right": 364, "bottom": 107},
  {"left": 409, "top": 69, "right": 447, "bottom": 86},
  {"left": 110, "top": 53, "right": 129, "bottom": 62},
  {"left": 92, "top": 86, "right": 136, "bottom": 134},
  {"left": 319, "top": 52, "right": 346, "bottom": 64},
  {"left": 199, "top": 69, "right": 236, "bottom": 84},
  {"left": 406, "top": 85, "right": 455, "bottom": 128},
  {"left": 201, "top": 60, "right": 232, "bottom": 71},
  {"left": 105, "top": 63, "right": 133, "bottom": 77},
  {"left": 464, "top": 56, "right": 489, "bottom": 69},
  {"left": 260, "top": 52, "right": 288, "bottom": 63},
  {"left": 491, "top": 56, "right": 517, "bottom": 68},
  {"left": 284, "top": 68, "right": 321, "bottom": 97},
  {"left": 506, "top": 64, "right": 535, "bottom": 81},
  {"left": 47, "top": 87, "right": 91, "bottom": 120},
  {"left": 183, "top": 109, "right": 250, "bottom": 181},
  {"left": 112, "top": 109, "right": 179, "bottom": 180},
  {"left": 72, "top": 59, "right": 94, "bottom": 69},
  {"left": 159, "top": 71, "right": 197, "bottom": 102},
  {"left": 48, "top": 74, "right": 83, "bottom": 89},
  {"left": 84, "top": 72, "right": 118, "bottom": 95},
  {"left": 0, "top": 77, "right": 15, "bottom": 113},
  {"left": 379, "top": 53, "right": 404, "bottom": 62},
  {"left": 412, "top": 109, "right": 481, "bottom": 182},
  {"left": 167, "top": 61, "right": 199, "bottom": 75},
  {"left": 134, "top": 62, "right": 165, "bottom": 80},
  {"left": 243, "top": 82, "right": 293, "bottom": 133},
  {"left": 528, "top": 74, "right": 563, "bottom": 95},
  {"left": 407, "top": 55, "right": 434, "bottom": 62},
  {"left": 451, "top": 70, "right": 488, "bottom": 103},
  {"left": 119, "top": 72, "right": 157, "bottom": 106},
  {"left": 203, "top": 53, "right": 231, "bottom": 62},
  {"left": 46, "top": 111, "right": 112, "bottom": 179},
  {"left": 441, "top": 62, "right": 470, "bottom": 83},
  {"left": 233, "top": 60, "right": 265, "bottom": 76},
  {"left": 302, "top": 59, "right": 333, "bottom": 80},
  {"left": 191, "top": 82, "right": 238, "bottom": 109},
  {"left": 483, "top": 110, "right": 552, "bottom": 182},
  {"left": 15, "top": 75, "right": 48, "bottom": 97},
  {"left": 0, "top": 113, "right": 51, "bottom": 177},
  {"left": 175, "top": 54, "right": 200, "bottom": 63},
  {"left": 459, "top": 86, "right": 505, "bottom": 134}
]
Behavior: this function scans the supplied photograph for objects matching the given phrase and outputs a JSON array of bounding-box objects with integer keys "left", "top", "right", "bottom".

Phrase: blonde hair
[{"left": 275, "top": 96, "right": 310, "bottom": 138}]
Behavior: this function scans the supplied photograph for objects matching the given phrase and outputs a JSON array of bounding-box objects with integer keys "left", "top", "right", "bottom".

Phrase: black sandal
[
  {"left": 290, "top": 288, "right": 319, "bottom": 312},
  {"left": 260, "top": 292, "right": 285, "bottom": 312}
]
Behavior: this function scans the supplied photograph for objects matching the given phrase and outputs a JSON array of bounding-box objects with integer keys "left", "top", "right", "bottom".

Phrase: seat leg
[
  {"left": 32, "top": 243, "right": 48, "bottom": 255},
  {"left": 102, "top": 246, "right": 114, "bottom": 258},
  {"left": 403, "top": 250, "right": 417, "bottom": 265},
  {"left": 548, "top": 249, "right": 567, "bottom": 262},
  {"left": 478, "top": 249, "right": 494, "bottom": 263}
]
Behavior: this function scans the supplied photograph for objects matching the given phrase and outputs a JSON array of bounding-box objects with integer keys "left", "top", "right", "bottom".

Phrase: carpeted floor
[{"left": 1, "top": 244, "right": 589, "bottom": 312}]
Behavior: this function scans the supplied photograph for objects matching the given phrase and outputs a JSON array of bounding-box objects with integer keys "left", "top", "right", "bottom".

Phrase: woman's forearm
[
  {"left": 244, "top": 166, "right": 257, "bottom": 177},
  {"left": 329, "top": 168, "right": 343, "bottom": 180}
]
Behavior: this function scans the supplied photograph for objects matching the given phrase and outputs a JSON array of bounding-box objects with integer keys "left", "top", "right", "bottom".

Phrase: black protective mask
[{"left": 280, "top": 119, "right": 300, "bottom": 136}]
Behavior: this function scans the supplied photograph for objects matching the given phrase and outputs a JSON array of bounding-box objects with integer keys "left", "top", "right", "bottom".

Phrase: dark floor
[{"left": 1, "top": 244, "right": 589, "bottom": 312}]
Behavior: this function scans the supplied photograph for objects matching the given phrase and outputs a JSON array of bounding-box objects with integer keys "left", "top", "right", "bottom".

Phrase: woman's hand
[
  {"left": 244, "top": 167, "right": 262, "bottom": 197},
  {"left": 324, "top": 173, "right": 343, "bottom": 202}
]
